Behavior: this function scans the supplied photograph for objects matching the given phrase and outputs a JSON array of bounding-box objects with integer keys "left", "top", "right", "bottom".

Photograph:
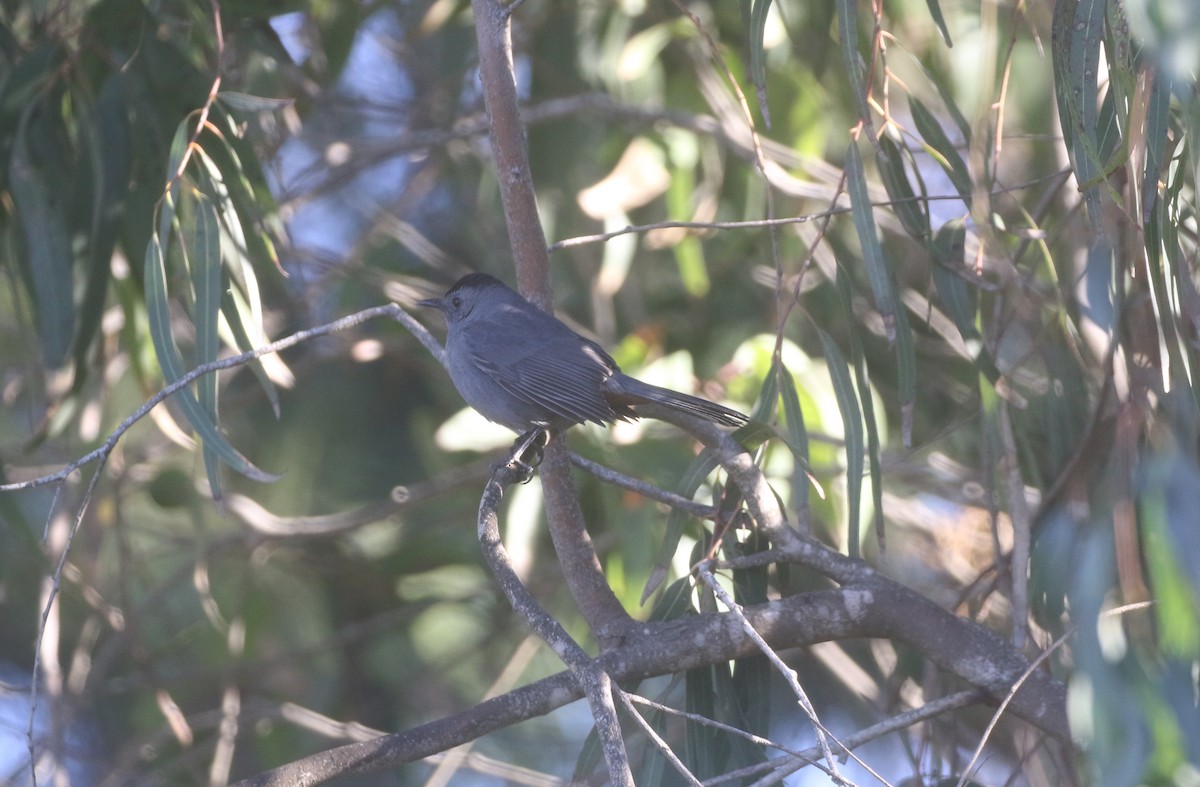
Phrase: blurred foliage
[{"left": 1, "top": 0, "right": 1199, "bottom": 784}]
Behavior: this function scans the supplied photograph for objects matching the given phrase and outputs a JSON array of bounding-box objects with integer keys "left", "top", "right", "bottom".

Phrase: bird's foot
[{"left": 499, "top": 428, "right": 550, "bottom": 483}]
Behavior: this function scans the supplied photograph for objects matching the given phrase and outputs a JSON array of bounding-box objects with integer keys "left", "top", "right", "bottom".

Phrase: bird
[{"left": 418, "top": 273, "right": 748, "bottom": 435}]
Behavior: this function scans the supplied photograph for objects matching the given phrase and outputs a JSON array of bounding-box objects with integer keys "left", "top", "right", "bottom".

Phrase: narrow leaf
[
  {"left": 72, "top": 77, "right": 128, "bottom": 379},
  {"left": 911, "top": 97, "right": 973, "bottom": 206},
  {"left": 1052, "top": 0, "right": 1110, "bottom": 226},
  {"left": 777, "top": 363, "right": 813, "bottom": 512},
  {"left": 817, "top": 327, "right": 864, "bottom": 555},
  {"left": 221, "top": 278, "right": 281, "bottom": 416},
  {"left": 144, "top": 235, "right": 279, "bottom": 485},
  {"left": 845, "top": 140, "right": 898, "bottom": 342},
  {"left": 188, "top": 193, "right": 225, "bottom": 499},
  {"left": 923, "top": 0, "right": 953, "bottom": 46},
  {"left": 876, "top": 133, "right": 930, "bottom": 240},
  {"left": 836, "top": 0, "right": 872, "bottom": 128},
  {"left": 837, "top": 268, "right": 885, "bottom": 552},
  {"left": 11, "top": 108, "right": 75, "bottom": 367},
  {"left": 1141, "top": 68, "right": 1171, "bottom": 223},
  {"left": 747, "top": 0, "right": 773, "bottom": 126},
  {"left": 895, "top": 301, "right": 916, "bottom": 448}
]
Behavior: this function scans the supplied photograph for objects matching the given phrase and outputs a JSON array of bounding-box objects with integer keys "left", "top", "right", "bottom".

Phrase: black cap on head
[{"left": 445, "top": 273, "right": 504, "bottom": 295}]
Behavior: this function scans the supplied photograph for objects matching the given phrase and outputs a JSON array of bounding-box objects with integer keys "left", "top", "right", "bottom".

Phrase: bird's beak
[{"left": 417, "top": 297, "right": 442, "bottom": 309}]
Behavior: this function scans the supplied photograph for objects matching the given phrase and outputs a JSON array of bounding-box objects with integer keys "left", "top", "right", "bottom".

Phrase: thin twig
[
  {"left": 227, "top": 457, "right": 494, "bottom": 537},
  {"left": 28, "top": 465, "right": 105, "bottom": 787},
  {"left": 568, "top": 453, "right": 717, "bottom": 519},
  {"left": 955, "top": 601, "right": 1155, "bottom": 787},
  {"left": 624, "top": 692, "right": 817, "bottom": 775},
  {"left": 2, "top": 303, "right": 439, "bottom": 492},
  {"left": 997, "top": 401, "right": 1031, "bottom": 649},
  {"left": 695, "top": 562, "right": 847, "bottom": 785},
  {"left": 615, "top": 688, "right": 703, "bottom": 786}
]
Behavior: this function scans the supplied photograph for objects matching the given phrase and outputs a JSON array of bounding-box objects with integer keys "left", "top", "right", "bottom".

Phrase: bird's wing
[{"left": 460, "top": 302, "right": 621, "bottom": 426}]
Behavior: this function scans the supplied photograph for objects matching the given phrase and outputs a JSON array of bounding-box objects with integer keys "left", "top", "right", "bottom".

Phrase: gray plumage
[{"left": 419, "top": 273, "right": 748, "bottom": 433}]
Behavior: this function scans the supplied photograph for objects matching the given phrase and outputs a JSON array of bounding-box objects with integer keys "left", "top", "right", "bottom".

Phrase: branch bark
[
  {"left": 476, "top": 460, "right": 633, "bottom": 786},
  {"left": 230, "top": 582, "right": 1068, "bottom": 786}
]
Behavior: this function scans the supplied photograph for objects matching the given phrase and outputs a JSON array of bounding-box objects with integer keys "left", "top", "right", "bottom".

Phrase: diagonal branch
[{"left": 476, "top": 457, "right": 632, "bottom": 786}]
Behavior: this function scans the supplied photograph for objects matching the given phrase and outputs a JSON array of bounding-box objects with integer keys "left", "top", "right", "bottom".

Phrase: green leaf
[
  {"left": 10, "top": 105, "right": 75, "bottom": 367},
  {"left": 728, "top": 528, "right": 771, "bottom": 764},
  {"left": 876, "top": 133, "right": 930, "bottom": 240},
  {"left": 1140, "top": 69, "right": 1172, "bottom": 224},
  {"left": 1139, "top": 444, "right": 1200, "bottom": 658},
  {"left": 777, "top": 361, "right": 811, "bottom": 511},
  {"left": 910, "top": 97, "right": 973, "bottom": 206},
  {"left": 188, "top": 195, "right": 222, "bottom": 389},
  {"left": 685, "top": 663, "right": 727, "bottom": 778},
  {"left": 646, "top": 576, "right": 696, "bottom": 622},
  {"left": 71, "top": 77, "right": 128, "bottom": 382},
  {"left": 1052, "top": 0, "right": 1115, "bottom": 226},
  {"left": 836, "top": 0, "right": 871, "bottom": 128},
  {"left": 845, "top": 140, "right": 898, "bottom": 343},
  {"left": 894, "top": 287, "right": 917, "bottom": 448},
  {"left": 187, "top": 192, "right": 225, "bottom": 500},
  {"left": 836, "top": 267, "right": 885, "bottom": 552},
  {"left": 192, "top": 140, "right": 281, "bottom": 413},
  {"left": 207, "top": 109, "right": 283, "bottom": 272},
  {"left": 923, "top": 0, "right": 953, "bottom": 46},
  {"left": 751, "top": 356, "right": 782, "bottom": 424},
  {"left": 666, "top": 153, "right": 710, "bottom": 295},
  {"left": 931, "top": 225, "right": 1002, "bottom": 385},
  {"left": 746, "top": 0, "right": 773, "bottom": 126},
  {"left": 144, "top": 234, "right": 279, "bottom": 486},
  {"left": 816, "top": 325, "right": 864, "bottom": 555}
]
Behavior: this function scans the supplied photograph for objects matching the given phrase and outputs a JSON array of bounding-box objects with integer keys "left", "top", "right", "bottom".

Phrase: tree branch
[
  {"left": 230, "top": 582, "right": 1069, "bottom": 785},
  {"left": 476, "top": 457, "right": 633, "bottom": 786}
]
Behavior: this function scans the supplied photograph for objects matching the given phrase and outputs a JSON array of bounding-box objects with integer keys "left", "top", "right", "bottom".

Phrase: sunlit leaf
[
  {"left": 911, "top": 97, "right": 972, "bottom": 206},
  {"left": 187, "top": 192, "right": 225, "bottom": 500},
  {"left": 144, "top": 234, "right": 278, "bottom": 486}
]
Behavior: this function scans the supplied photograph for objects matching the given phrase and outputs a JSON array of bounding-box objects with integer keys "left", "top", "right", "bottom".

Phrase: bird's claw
[{"left": 500, "top": 428, "right": 550, "bottom": 483}]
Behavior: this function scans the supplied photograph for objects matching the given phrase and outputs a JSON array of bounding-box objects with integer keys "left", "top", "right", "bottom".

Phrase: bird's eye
[{"left": 451, "top": 296, "right": 462, "bottom": 308}]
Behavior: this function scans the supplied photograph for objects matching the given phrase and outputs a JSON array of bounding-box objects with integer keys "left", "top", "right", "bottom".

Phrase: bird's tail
[{"left": 607, "top": 374, "right": 748, "bottom": 427}]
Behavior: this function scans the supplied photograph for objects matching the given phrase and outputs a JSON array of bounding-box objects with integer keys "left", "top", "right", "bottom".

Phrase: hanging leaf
[
  {"left": 10, "top": 105, "right": 75, "bottom": 368},
  {"left": 845, "top": 140, "right": 898, "bottom": 342},
  {"left": 746, "top": 0, "right": 773, "bottom": 127},
  {"left": 144, "top": 234, "right": 279, "bottom": 487},
  {"left": 816, "top": 325, "right": 864, "bottom": 555},
  {"left": 910, "top": 97, "right": 973, "bottom": 206}
]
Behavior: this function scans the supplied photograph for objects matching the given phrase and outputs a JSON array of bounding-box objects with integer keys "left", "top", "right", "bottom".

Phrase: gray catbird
[{"left": 419, "top": 273, "right": 748, "bottom": 434}]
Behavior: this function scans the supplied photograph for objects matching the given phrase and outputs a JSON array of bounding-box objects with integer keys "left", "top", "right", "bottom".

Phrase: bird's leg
[{"left": 502, "top": 427, "right": 551, "bottom": 483}]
